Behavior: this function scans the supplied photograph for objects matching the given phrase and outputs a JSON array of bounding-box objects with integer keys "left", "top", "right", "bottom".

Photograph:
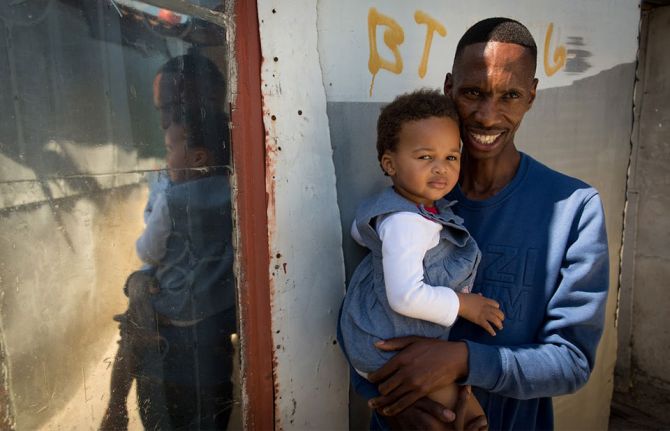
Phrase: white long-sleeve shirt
[
  {"left": 352, "top": 211, "right": 460, "bottom": 327},
  {"left": 136, "top": 192, "right": 171, "bottom": 266}
]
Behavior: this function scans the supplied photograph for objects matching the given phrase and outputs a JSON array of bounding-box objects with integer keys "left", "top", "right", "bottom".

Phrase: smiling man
[{"left": 357, "top": 18, "right": 610, "bottom": 430}]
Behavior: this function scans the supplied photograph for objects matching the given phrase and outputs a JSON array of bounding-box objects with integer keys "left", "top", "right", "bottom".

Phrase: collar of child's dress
[{"left": 417, "top": 199, "right": 464, "bottom": 226}]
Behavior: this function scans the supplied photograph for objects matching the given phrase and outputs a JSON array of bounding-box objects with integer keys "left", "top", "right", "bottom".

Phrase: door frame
[{"left": 232, "top": 1, "right": 275, "bottom": 429}]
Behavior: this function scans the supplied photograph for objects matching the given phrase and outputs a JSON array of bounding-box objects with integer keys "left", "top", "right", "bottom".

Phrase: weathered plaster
[
  {"left": 257, "top": 1, "right": 349, "bottom": 428},
  {"left": 615, "top": 5, "right": 670, "bottom": 419}
]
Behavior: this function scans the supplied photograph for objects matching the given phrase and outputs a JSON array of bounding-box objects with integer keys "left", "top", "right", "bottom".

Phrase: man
[{"left": 349, "top": 17, "right": 609, "bottom": 430}]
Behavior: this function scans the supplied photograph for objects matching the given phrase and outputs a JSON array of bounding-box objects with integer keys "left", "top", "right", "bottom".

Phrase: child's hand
[{"left": 456, "top": 292, "right": 504, "bottom": 336}]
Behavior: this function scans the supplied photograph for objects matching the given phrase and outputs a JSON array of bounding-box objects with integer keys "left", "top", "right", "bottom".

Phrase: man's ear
[
  {"left": 528, "top": 78, "right": 539, "bottom": 107},
  {"left": 444, "top": 73, "right": 454, "bottom": 96},
  {"left": 380, "top": 153, "right": 395, "bottom": 176},
  {"left": 191, "top": 148, "right": 209, "bottom": 168}
]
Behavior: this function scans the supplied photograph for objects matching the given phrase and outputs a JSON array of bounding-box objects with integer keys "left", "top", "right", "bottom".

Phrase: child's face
[
  {"left": 381, "top": 116, "right": 461, "bottom": 206},
  {"left": 164, "top": 123, "right": 203, "bottom": 183}
]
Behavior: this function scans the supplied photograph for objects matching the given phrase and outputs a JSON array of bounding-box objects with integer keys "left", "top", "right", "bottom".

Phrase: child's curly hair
[{"left": 377, "top": 89, "right": 459, "bottom": 174}]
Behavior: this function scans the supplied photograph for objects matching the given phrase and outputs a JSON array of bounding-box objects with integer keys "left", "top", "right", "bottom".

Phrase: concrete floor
[
  {"left": 38, "top": 334, "right": 243, "bottom": 430},
  {"left": 609, "top": 397, "right": 670, "bottom": 431}
]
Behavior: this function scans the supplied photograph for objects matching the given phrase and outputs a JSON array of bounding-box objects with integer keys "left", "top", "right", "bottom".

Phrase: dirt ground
[{"left": 609, "top": 404, "right": 669, "bottom": 430}]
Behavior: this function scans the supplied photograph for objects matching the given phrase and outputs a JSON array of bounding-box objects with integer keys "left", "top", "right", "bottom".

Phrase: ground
[{"left": 609, "top": 390, "right": 670, "bottom": 430}]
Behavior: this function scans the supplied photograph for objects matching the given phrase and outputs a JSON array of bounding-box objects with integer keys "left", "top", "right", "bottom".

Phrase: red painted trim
[{"left": 232, "top": 1, "right": 274, "bottom": 429}]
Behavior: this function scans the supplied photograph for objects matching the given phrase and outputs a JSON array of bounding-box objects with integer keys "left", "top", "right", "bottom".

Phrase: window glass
[{"left": 0, "top": 1, "right": 241, "bottom": 429}]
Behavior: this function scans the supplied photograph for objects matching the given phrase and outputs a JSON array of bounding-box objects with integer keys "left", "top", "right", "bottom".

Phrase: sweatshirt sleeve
[
  {"left": 136, "top": 192, "right": 171, "bottom": 265},
  {"left": 378, "top": 212, "right": 461, "bottom": 328},
  {"left": 463, "top": 193, "right": 609, "bottom": 399}
]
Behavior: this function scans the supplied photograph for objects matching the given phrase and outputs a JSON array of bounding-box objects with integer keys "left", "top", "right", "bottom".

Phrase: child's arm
[
  {"left": 379, "top": 212, "right": 461, "bottom": 328},
  {"left": 136, "top": 192, "right": 171, "bottom": 265},
  {"left": 456, "top": 292, "right": 505, "bottom": 336},
  {"left": 143, "top": 171, "right": 170, "bottom": 223}
]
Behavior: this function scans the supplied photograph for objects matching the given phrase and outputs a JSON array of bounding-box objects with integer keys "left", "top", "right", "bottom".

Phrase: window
[{"left": 0, "top": 1, "right": 270, "bottom": 428}]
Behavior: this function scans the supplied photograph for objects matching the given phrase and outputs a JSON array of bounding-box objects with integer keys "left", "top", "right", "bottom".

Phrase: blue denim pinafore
[{"left": 339, "top": 187, "right": 481, "bottom": 373}]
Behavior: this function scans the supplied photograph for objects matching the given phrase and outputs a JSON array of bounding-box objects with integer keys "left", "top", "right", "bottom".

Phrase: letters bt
[{"left": 368, "top": 8, "right": 566, "bottom": 96}]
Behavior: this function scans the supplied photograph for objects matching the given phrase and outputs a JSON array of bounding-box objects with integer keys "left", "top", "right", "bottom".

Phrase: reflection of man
[
  {"left": 144, "top": 53, "right": 235, "bottom": 431},
  {"left": 350, "top": 18, "right": 609, "bottom": 430},
  {"left": 143, "top": 103, "right": 235, "bottom": 431},
  {"left": 101, "top": 53, "right": 235, "bottom": 431}
]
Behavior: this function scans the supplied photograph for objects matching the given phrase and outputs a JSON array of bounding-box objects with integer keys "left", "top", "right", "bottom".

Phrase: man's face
[
  {"left": 445, "top": 42, "right": 538, "bottom": 161},
  {"left": 153, "top": 71, "right": 179, "bottom": 130},
  {"left": 164, "top": 123, "right": 204, "bottom": 183}
]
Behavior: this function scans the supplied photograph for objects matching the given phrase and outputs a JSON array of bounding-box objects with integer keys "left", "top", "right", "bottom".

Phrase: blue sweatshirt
[{"left": 344, "top": 153, "right": 609, "bottom": 430}]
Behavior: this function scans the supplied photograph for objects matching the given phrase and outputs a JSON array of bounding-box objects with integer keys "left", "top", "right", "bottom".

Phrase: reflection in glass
[{"left": 0, "top": 1, "right": 240, "bottom": 429}]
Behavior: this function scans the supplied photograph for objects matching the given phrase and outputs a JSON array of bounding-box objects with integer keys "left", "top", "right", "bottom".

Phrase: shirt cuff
[
  {"left": 461, "top": 340, "right": 502, "bottom": 391},
  {"left": 440, "top": 287, "right": 460, "bottom": 327}
]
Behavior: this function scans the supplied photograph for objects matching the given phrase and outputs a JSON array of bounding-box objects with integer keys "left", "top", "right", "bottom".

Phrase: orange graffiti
[
  {"left": 368, "top": 8, "right": 404, "bottom": 96},
  {"left": 543, "top": 22, "right": 566, "bottom": 77},
  {"left": 414, "top": 10, "right": 446, "bottom": 79}
]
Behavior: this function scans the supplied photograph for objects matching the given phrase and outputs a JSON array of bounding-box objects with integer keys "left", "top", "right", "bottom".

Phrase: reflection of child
[
  {"left": 135, "top": 108, "right": 234, "bottom": 322},
  {"left": 143, "top": 170, "right": 170, "bottom": 229},
  {"left": 339, "top": 90, "right": 504, "bottom": 420},
  {"left": 101, "top": 106, "right": 234, "bottom": 430}
]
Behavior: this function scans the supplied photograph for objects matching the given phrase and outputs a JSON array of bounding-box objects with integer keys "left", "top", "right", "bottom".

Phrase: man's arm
[
  {"left": 464, "top": 193, "right": 608, "bottom": 398},
  {"left": 369, "top": 194, "right": 609, "bottom": 407},
  {"left": 354, "top": 366, "right": 478, "bottom": 431},
  {"left": 367, "top": 338, "right": 469, "bottom": 415}
]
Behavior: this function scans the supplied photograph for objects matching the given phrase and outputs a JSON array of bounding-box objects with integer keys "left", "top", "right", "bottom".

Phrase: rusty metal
[{"left": 231, "top": 0, "right": 274, "bottom": 429}]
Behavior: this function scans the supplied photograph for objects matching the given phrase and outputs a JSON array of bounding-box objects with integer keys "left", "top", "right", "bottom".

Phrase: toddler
[{"left": 339, "top": 89, "right": 504, "bottom": 421}]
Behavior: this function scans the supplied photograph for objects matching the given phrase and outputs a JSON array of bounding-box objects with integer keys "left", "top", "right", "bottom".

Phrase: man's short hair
[
  {"left": 377, "top": 89, "right": 459, "bottom": 173},
  {"left": 455, "top": 18, "right": 537, "bottom": 70},
  {"left": 157, "top": 52, "right": 225, "bottom": 111}
]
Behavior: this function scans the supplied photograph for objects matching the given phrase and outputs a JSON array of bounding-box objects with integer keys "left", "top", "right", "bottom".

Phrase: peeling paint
[{"left": 258, "top": 0, "right": 348, "bottom": 428}]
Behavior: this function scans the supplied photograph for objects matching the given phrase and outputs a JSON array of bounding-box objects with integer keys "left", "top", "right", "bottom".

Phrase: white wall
[{"left": 256, "top": 1, "right": 349, "bottom": 429}]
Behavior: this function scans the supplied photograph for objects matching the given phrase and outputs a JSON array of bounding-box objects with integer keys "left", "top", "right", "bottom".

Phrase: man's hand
[
  {"left": 457, "top": 292, "right": 504, "bottom": 336},
  {"left": 367, "top": 337, "right": 468, "bottom": 415}
]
